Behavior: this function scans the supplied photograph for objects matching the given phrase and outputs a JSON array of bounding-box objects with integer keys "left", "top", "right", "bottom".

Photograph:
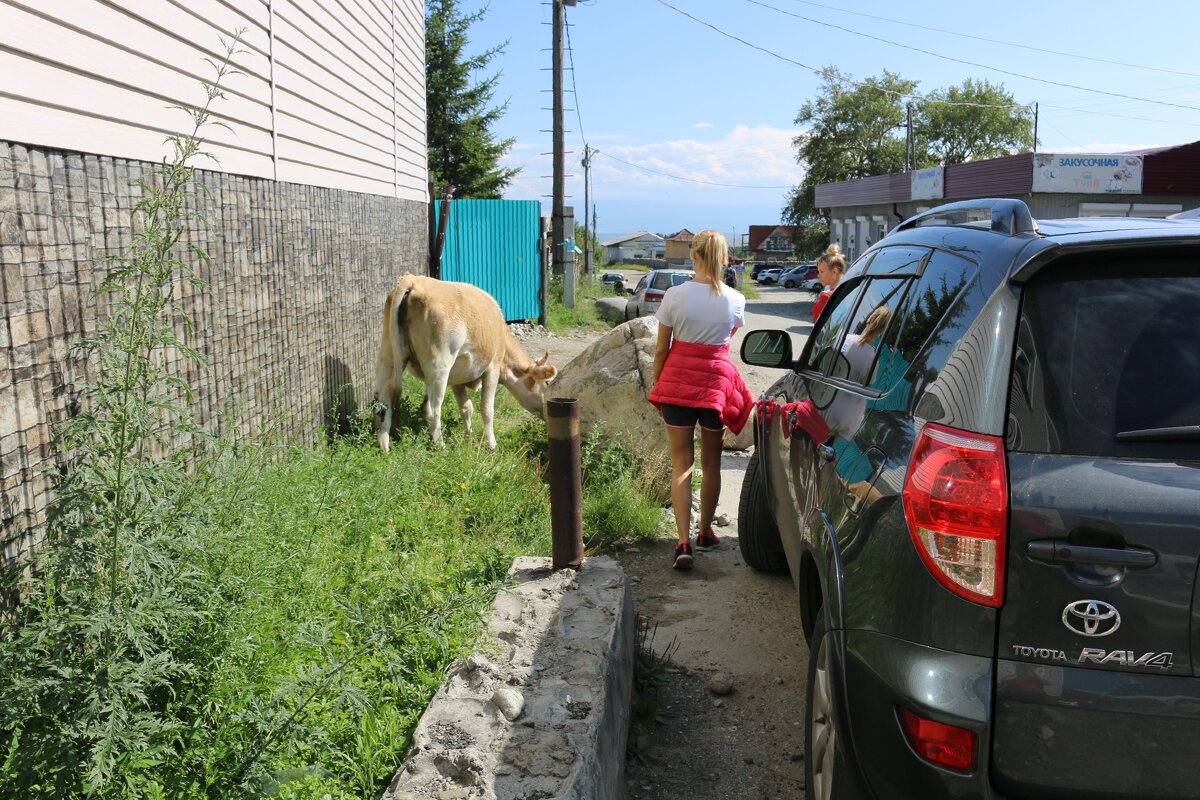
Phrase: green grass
[
  {"left": 546, "top": 275, "right": 616, "bottom": 334},
  {"left": 1, "top": 373, "right": 667, "bottom": 800}
]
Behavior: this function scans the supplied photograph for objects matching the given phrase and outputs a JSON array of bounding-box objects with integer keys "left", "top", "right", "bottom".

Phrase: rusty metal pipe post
[{"left": 547, "top": 397, "right": 583, "bottom": 570}]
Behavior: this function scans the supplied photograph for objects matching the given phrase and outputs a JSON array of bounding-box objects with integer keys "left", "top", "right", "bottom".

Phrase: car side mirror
[{"left": 741, "top": 330, "right": 792, "bottom": 368}]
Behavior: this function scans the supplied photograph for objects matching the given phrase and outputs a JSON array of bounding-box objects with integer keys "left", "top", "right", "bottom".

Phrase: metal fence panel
[{"left": 435, "top": 199, "right": 543, "bottom": 321}]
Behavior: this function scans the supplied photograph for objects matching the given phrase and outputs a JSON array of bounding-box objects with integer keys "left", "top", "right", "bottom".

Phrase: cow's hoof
[{"left": 377, "top": 432, "right": 390, "bottom": 453}]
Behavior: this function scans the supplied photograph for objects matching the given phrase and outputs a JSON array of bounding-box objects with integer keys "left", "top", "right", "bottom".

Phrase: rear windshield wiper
[{"left": 1115, "top": 425, "right": 1200, "bottom": 442}]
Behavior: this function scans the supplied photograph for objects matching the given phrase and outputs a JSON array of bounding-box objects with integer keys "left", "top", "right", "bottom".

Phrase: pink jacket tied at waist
[{"left": 648, "top": 340, "right": 754, "bottom": 434}]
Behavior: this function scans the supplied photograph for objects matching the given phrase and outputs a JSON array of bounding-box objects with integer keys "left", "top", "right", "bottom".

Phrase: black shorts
[{"left": 661, "top": 403, "right": 723, "bottom": 431}]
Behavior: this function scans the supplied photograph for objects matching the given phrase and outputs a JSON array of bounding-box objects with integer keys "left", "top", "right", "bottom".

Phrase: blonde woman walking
[
  {"left": 812, "top": 242, "right": 847, "bottom": 320},
  {"left": 648, "top": 230, "right": 754, "bottom": 570}
]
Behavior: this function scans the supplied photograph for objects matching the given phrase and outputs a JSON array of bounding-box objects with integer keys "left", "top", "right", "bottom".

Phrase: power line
[
  {"left": 595, "top": 150, "right": 795, "bottom": 188},
  {"left": 563, "top": 11, "right": 587, "bottom": 148},
  {"left": 652, "top": 0, "right": 1024, "bottom": 110},
  {"left": 744, "top": 0, "right": 1200, "bottom": 113},
  {"left": 776, "top": 0, "right": 1200, "bottom": 79}
]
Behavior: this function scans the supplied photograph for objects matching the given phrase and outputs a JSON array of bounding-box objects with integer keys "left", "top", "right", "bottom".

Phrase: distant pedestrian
[
  {"left": 724, "top": 266, "right": 738, "bottom": 289},
  {"left": 812, "top": 243, "right": 847, "bottom": 320},
  {"left": 648, "top": 230, "right": 753, "bottom": 570}
]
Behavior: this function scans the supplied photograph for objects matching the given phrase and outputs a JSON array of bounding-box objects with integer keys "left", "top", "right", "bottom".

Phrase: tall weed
[{"left": 0, "top": 37, "right": 246, "bottom": 799}]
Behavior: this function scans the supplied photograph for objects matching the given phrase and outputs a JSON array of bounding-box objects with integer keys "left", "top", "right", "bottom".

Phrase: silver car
[{"left": 624, "top": 269, "right": 694, "bottom": 320}]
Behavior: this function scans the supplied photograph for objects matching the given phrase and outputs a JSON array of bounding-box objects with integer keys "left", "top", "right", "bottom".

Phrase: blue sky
[{"left": 465, "top": 0, "right": 1200, "bottom": 240}]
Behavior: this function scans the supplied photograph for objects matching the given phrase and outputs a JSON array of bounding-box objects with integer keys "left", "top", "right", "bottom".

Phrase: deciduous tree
[{"left": 783, "top": 69, "right": 1033, "bottom": 253}]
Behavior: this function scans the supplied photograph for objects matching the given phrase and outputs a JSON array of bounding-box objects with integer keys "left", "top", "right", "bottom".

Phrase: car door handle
[{"left": 1026, "top": 540, "right": 1157, "bottom": 569}]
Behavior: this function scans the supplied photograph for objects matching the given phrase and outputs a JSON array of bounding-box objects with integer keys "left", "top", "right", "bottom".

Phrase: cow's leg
[
  {"left": 452, "top": 384, "right": 474, "bottom": 437},
  {"left": 374, "top": 371, "right": 394, "bottom": 453},
  {"left": 480, "top": 368, "right": 499, "bottom": 450},
  {"left": 423, "top": 371, "right": 450, "bottom": 447}
]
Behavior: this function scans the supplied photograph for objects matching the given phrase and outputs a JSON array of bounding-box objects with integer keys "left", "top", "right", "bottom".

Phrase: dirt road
[{"left": 531, "top": 285, "right": 821, "bottom": 799}]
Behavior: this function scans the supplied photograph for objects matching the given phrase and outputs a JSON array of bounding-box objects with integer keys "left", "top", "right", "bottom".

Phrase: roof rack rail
[{"left": 892, "top": 199, "right": 1039, "bottom": 236}]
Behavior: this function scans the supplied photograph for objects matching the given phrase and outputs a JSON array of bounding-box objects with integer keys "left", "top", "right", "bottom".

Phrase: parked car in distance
[
  {"left": 624, "top": 268, "right": 694, "bottom": 320},
  {"left": 780, "top": 261, "right": 818, "bottom": 288},
  {"left": 600, "top": 271, "right": 625, "bottom": 286},
  {"left": 756, "top": 268, "right": 784, "bottom": 285},
  {"left": 738, "top": 198, "right": 1200, "bottom": 800},
  {"left": 800, "top": 276, "right": 823, "bottom": 292}
]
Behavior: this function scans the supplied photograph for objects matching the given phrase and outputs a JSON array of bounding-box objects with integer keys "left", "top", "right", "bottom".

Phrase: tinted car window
[
  {"left": 865, "top": 246, "right": 927, "bottom": 275},
  {"left": 651, "top": 272, "right": 692, "bottom": 290},
  {"left": 869, "top": 249, "right": 977, "bottom": 393},
  {"left": 1007, "top": 257, "right": 1200, "bottom": 458}
]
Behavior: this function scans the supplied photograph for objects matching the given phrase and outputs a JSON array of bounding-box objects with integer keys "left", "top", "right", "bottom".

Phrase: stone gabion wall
[{"left": 0, "top": 141, "right": 426, "bottom": 564}]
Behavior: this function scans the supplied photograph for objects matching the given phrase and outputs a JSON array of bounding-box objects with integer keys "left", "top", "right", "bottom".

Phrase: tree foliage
[
  {"left": 783, "top": 68, "right": 1033, "bottom": 250},
  {"left": 426, "top": 0, "right": 519, "bottom": 198}
]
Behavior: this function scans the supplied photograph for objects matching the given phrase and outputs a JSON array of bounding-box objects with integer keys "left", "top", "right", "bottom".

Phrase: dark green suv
[{"left": 739, "top": 199, "right": 1200, "bottom": 799}]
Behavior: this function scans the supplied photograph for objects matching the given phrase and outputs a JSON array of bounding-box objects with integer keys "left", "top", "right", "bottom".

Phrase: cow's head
[{"left": 509, "top": 352, "right": 558, "bottom": 417}]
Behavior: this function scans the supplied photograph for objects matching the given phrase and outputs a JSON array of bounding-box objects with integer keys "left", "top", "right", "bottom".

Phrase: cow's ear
[
  {"left": 535, "top": 352, "right": 549, "bottom": 366},
  {"left": 532, "top": 364, "right": 557, "bottom": 383}
]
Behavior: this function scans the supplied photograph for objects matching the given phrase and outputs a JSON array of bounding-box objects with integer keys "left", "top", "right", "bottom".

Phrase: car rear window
[
  {"left": 1007, "top": 255, "right": 1200, "bottom": 459},
  {"left": 651, "top": 272, "right": 692, "bottom": 290}
]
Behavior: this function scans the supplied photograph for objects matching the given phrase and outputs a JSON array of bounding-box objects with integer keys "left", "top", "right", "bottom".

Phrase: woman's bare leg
[
  {"left": 666, "top": 426, "right": 696, "bottom": 545},
  {"left": 697, "top": 427, "right": 724, "bottom": 536}
]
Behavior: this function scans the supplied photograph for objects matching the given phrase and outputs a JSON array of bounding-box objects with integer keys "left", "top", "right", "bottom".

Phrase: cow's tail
[{"left": 375, "top": 280, "right": 414, "bottom": 452}]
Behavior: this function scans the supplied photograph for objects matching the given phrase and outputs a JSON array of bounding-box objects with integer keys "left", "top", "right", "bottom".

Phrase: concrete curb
[{"left": 382, "top": 555, "right": 635, "bottom": 800}]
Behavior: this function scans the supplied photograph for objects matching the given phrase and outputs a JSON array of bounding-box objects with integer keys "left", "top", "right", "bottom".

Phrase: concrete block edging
[{"left": 383, "top": 555, "right": 635, "bottom": 800}]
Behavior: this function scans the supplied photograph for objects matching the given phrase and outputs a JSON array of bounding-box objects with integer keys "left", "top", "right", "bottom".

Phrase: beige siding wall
[{"left": 0, "top": 0, "right": 425, "bottom": 201}]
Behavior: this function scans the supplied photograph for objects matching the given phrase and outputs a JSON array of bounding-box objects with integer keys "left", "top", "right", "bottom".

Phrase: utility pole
[
  {"left": 582, "top": 144, "right": 592, "bottom": 278},
  {"left": 905, "top": 103, "right": 914, "bottom": 171},
  {"left": 551, "top": 0, "right": 575, "bottom": 282},
  {"left": 1033, "top": 102, "right": 1039, "bottom": 153}
]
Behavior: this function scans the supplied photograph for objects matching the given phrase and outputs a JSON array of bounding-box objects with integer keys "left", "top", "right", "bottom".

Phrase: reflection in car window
[
  {"left": 865, "top": 246, "right": 927, "bottom": 275},
  {"left": 1008, "top": 258, "right": 1200, "bottom": 459},
  {"left": 869, "top": 249, "right": 976, "bottom": 395}
]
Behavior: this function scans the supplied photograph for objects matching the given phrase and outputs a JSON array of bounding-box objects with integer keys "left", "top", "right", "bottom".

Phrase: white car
[
  {"left": 801, "top": 277, "right": 824, "bottom": 292},
  {"left": 757, "top": 268, "right": 784, "bottom": 285}
]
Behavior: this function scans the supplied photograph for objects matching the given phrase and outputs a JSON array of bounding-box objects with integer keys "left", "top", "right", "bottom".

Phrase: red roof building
[{"left": 747, "top": 225, "right": 796, "bottom": 262}]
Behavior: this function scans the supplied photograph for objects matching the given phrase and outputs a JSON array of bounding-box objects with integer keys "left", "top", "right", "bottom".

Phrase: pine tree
[{"left": 426, "top": 0, "right": 519, "bottom": 198}]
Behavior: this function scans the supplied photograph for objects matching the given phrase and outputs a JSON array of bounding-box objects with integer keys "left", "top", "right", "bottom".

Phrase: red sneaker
[
  {"left": 673, "top": 541, "right": 694, "bottom": 570},
  {"left": 696, "top": 528, "right": 721, "bottom": 550}
]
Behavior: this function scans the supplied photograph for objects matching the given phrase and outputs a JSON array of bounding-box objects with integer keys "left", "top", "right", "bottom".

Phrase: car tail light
[
  {"left": 902, "top": 423, "right": 1007, "bottom": 607},
  {"left": 644, "top": 290, "right": 665, "bottom": 303},
  {"left": 898, "top": 708, "right": 976, "bottom": 770}
]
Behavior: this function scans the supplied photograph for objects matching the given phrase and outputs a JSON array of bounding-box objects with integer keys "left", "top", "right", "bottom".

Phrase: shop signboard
[
  {"left": 911, "top": 166, "right": 944, "bottom": 200},
  {"left": 1032, "top": 153, "right": 1143, "bottom": 194}
]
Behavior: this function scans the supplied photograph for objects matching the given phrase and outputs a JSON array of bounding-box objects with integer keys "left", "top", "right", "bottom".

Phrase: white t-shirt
[{"left": 655, "top": 280, "right": 746, "bottom": 345}]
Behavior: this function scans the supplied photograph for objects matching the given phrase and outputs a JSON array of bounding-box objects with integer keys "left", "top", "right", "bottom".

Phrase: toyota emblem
[{"left": 1062, "top": 600, "right": 1121, "bottom": 637}]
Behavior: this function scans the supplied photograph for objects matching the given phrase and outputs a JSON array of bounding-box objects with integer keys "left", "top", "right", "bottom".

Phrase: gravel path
[{"left": 514, "top": 285, "right": 820, "bottom": 799}]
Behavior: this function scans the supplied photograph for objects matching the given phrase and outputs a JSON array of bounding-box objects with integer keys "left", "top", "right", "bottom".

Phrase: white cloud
[
  {"left": 692, "top": 122, "right": 713, "bottom": 129},
  {"left": 499, "top": 123, "right": 806, "bottom": 214}
]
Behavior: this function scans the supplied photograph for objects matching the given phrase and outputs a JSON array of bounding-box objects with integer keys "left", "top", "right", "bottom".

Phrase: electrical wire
[
  {"left": 652, "top": 0, "right": 1025, "bottom": 109},
  {"left": 743, "top": 0, "right": 1200, "bottom": 113},
  {"left": 595, "top": 150, "right": 795, "bottom": 188},
  {"left": 563, "top": 11, "right": 588, "bottom": 148},
  {"left": 776, "top": 0, "right": 1200, "bottom": 79}
]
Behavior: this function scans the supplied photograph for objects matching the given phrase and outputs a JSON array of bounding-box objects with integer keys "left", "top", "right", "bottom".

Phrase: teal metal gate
[{"left": 434, "top": 199, "right": 543, "bottom": 322}]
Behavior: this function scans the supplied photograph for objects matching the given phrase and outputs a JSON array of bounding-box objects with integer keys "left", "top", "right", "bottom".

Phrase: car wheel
[
  {"left": 624, "top": 301, "right": 633, "bottom": 321},
  {"left": 737, "top": 451, "right": 789, "bottom": 574},
  {"left": 806, "top": 614, "right": 845, "bottom": 800},
  {"left": 784, "top": 280, "right": 796, "bottom": 288}
]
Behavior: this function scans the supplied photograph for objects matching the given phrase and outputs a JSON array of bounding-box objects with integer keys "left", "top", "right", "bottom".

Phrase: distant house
[
  {"left": 602, "top": 231, "right": 665, "bottom": 262},
  {"left": 664, "top": 229, "right": 695, "bottom": 265},
  {"left": 747, "top": 225, "right": 796, "bottom": 262}
]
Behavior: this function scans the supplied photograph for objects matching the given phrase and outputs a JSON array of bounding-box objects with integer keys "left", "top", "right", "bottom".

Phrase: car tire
[
  {"left": 623, "top": 301, "right": 633, "bottom": 321},
  {"left": 737, "top": 451, "right": 789, "bottom": 574},
  {"left": 806, "top": 614, "right": 846, "bottom": 800},
  {"left": 784, "top": 280, "right": 796, "bottom": 289}
]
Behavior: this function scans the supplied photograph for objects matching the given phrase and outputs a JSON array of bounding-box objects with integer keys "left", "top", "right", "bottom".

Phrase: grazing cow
[{"left": 374, "top": 274, "right": 558, "bottom": 451}]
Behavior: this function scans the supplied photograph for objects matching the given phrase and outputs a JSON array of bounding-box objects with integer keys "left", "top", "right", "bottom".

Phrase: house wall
[
  {"left": 0, "top": 0, "right": 425, "bottom": 200},
  {"left": 0, "top": 1, "right": 428, "bottom": 563}
]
